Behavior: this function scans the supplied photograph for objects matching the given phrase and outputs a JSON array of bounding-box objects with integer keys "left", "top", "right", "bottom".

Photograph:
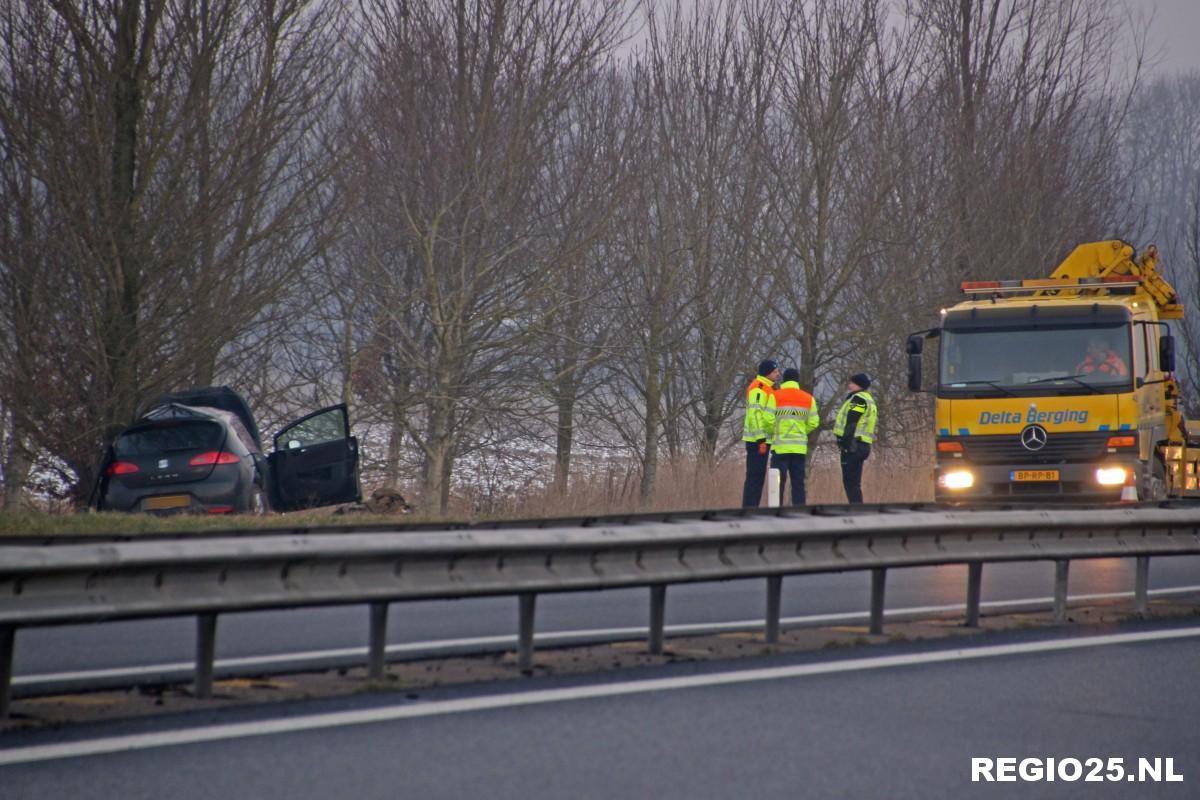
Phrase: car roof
[{"left": 137, "top": 386, "right": 262, "bottom": 448}]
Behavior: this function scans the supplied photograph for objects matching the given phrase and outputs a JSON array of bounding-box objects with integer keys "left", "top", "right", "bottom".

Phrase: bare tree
[
  {"left": 908, "top": 0, "right": 1140, "bottom": 286},
  {"left": 652, "top": 1, "right": 781, "bottom": 466},
  {"left": 527, "top": 65, "right": 636, "bottom": 495},
  {"left": 2, "top": 0, "right": 1172, "bottom": 514},
  {"left": 759, "top": 0, "right": 901, "bottom": 405},
  {"left": 349, "top": 0, "right": 632, "bottom": 513},
  {"left": 0, "top": 0, "right": 348, "bottom": 502},
  {"left": 1127, "top": 73, "right": 1200, "bottom": 412}
]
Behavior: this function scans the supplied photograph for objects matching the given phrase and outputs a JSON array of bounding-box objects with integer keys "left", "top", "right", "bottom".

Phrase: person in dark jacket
[{"left": 833, "top": 373, "right": 878, "bottom": 504}]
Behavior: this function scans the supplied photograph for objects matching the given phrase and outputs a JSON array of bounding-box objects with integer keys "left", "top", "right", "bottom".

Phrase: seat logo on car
[
  {"left": 158, "top": 459, "right": 169, "bottom": 469},
  {"left": 1019, "top": 424, "right": 1048, "bottom": 451}
]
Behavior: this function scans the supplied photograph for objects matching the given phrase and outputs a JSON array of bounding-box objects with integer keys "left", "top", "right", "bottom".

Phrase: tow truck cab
[{"left": 905, "top": 240, "right": 1200, "bottom": 503}]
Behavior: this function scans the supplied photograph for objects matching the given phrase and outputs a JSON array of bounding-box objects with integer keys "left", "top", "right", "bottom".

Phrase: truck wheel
[{"left": 1140, "top": 460, "right": 1167, "bottom": 502}]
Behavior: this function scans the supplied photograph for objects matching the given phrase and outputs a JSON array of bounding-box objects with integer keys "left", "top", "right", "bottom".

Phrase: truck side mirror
[
  {"left": 1160, "top": 334, "right": 1176, "bottom": 372},
  {"left": 906, "top": 334, "right": 923, "bottom": 355},
  {"left": 907, "top": 354, "right": 923, "bottom": 392}
]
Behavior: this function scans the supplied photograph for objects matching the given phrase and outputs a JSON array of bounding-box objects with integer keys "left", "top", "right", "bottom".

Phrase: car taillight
[
  {"left": 105, "top": 461, "right": 140, "bottom": 476},
  {"left": 189, "top": 451, "right": 240, "bottom": 466}
]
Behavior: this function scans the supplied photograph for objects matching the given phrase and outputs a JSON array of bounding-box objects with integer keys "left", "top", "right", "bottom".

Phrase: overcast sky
[
  {"left": 1139, "top": 0, "right": 1200, "bottom": 74},
  {"left": 630, "top": 1, "right": 1199, "bottom": 75}
]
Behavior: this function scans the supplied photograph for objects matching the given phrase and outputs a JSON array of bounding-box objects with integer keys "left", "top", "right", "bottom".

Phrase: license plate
[
  {"left": 144, "top": 494, "right": 191, "bottom": 510},
  {"left": 1010, "top": 470, "right": 1059, "bottom": 482}
]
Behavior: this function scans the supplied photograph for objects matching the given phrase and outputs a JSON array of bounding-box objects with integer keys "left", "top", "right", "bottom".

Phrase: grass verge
[{"left": 0, "top": 510, "right": 447, "bottom": 538}]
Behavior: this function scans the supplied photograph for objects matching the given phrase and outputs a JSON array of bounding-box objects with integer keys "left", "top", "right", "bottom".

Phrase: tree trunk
[
  {"left": 422, "top": 362, "right": 457, "bottom": 514},
  {"left": 103, "top": 0, "right": 153, "bottom": 436},
  {"left": 700, "top": 398, "right": 722, "bottom": 463},
  {"left": 639, "top": 355, "right": 662, "bottom": 504},
  {"left": 551, "top": 320, "right": 581, "bottom": 495},
  {"left": 422, "top": 419, "right": 453, "bottom": 515},
  {"left": 953, "top": 0, "right": 977, "bottom": 281},
  {"left": 552, "top": 384, "right": 576, "bottom": 495},
  {"left": 2, "top": 413, "right": 32, "bottom": 510},
  {"left": 386, "top": 399, "right": 405, "bottom": 484}
]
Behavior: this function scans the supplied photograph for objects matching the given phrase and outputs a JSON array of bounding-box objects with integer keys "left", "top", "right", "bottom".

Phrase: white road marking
[
  {"left": 3, "top": 625, "right": 1199, "bottom": 766},
  {"left": 14, "top": 584, "right": 1200, "bottom": 687}
]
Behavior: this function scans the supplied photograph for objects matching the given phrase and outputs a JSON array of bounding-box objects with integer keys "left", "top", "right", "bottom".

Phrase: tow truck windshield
[{"left": 939, "top": 324, "right": 1133, "bottom": 397}]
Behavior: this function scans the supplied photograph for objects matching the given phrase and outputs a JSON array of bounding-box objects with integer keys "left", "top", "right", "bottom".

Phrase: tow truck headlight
[
  {"left": 1095, "top": 466, "right": 1128, "bottom": 486},
  {"left": 939, "top": 469, "right": 975, "bottom": 490}
]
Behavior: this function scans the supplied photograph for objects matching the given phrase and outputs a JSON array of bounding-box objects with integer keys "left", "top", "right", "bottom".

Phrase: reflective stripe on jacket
[
  {"left": 833, "top": 390, "right": 878, "bottom": 443},
  {"left": 1075, "top": 351, "right": 1128, "bottom": 377},
  {"left": 771, "top": 381, "right": 819, "bottom": 454},
  {"left": 742, "top": 375, "right": 776, "bottom": 442}
]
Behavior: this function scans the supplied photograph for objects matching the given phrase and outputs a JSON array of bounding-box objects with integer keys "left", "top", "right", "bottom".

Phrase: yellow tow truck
[{"left": 907, "top": 240, "right": 1200, "bottom": 502}]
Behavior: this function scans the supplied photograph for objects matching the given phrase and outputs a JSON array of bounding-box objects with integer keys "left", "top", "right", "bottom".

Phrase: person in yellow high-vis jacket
[
  {"left": 833, "top": 372, "right": 878, "bottom": 504},
  {"left": 741, "top": 359, "right": 779, "bottom": 507},
  {"left": 769, "top": 368, "right": 819, "bottom": 505}
]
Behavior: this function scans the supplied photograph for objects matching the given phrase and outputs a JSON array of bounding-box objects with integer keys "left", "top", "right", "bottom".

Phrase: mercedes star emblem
[{"left": 1019, "top": 424, "right": 1048, "bottom": 451}]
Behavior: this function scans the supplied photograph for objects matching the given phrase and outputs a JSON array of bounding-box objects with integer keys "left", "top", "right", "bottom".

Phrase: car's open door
[{"left": 268, "top": 404, "right": 360, "bottom": 511}]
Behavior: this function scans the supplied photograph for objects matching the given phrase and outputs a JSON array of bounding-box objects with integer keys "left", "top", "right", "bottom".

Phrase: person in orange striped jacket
[{"left": 770, "top": 368, "right": 820, "bottom": 505}]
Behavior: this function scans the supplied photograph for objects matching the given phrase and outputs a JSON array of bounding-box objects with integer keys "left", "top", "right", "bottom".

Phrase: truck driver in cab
[{"left": 1076, "top": 334, "right": 1128, "bottom": 378}]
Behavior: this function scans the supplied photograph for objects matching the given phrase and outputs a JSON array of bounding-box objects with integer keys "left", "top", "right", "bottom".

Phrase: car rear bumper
[{"left": 102, "top": 472, "right": 247, "bottom": 514}]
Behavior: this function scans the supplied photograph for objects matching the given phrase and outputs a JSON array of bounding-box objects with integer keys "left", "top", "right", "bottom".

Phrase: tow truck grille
[{"left": 962, "top": 431, "right": 1111, "bottom": 464}]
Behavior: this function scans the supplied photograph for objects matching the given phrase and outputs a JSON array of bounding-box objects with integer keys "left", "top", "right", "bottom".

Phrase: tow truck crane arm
[{"left": 1047, "top": 239, "right": 1183, "bottom": 319}]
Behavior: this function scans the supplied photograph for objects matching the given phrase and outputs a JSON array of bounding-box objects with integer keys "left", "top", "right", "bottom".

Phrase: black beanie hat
[
  {"left": 782, "top": 368, "right": 801, "bottom": 384},
  {"left": 850, "top": 372, "right": 871, "bottom": 390},
  {"left": 758, "top": 359, "right": 778, "bottom": 377}
]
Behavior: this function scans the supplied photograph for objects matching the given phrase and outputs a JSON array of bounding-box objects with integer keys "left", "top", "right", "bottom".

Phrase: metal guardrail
[{"left": 3, "top": 503, "right": 1200, "bottom": 717}]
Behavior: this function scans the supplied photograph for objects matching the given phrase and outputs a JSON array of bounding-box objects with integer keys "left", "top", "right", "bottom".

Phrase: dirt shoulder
[{"left": 5, "top": 594, "right": 1199, "bottom": 733}]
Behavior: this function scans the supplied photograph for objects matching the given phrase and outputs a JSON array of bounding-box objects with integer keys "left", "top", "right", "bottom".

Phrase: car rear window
[{"left": 115, "top": 421, "right": 224, "bottom": 457}]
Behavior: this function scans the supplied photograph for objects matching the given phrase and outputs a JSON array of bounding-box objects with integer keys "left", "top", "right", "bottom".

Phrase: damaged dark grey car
[{"left": 95, "top": 386, "right": 360, "bottom": 514}]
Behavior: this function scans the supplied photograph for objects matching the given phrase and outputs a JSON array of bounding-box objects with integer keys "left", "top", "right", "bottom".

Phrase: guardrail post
[
  {"left": 0, "top": 626, "right": 14, "bottom": 719},
  {"left": 368, "top": 602, "right": 389, "bottom": 681},
  {"left": 965, "top": 563, "right": 983, "bottom": 628},
  {"left": 195, "top": 613, "right": 218, "bottom": 699},
  {"left": 869, "top": 568, "right": 887, "bottom": 635},
  {"left": 648, "top": 585, "right": 667, "bottom": 654},
  {"left": 518, "top": 593, "right": 537, "bottom": 674},
  {"left": 1053, "top": 560, "right": 1070, "bottom": 623},
  {"left": 765, "top": 576, "right": 783, "bottom": 644},
  {"left": 1135, "top": 556, "right": 1150, "bottom": 615}
]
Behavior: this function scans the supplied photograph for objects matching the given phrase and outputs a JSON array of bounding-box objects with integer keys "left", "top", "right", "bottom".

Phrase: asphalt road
[
  {"left": 2, "top": 621, "right": 1197, "bottom": 798},
  {"left": 13, "top": 556, "right": 1200, "bottom": 684}
]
